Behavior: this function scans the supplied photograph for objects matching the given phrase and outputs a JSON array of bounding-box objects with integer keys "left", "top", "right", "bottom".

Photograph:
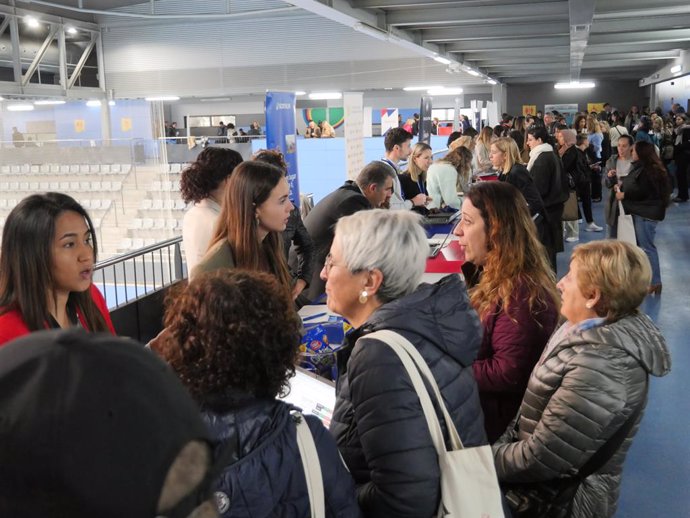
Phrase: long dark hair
[
  {"left": 634, "top": 141, "right": 671, "bottom": 203},
  {"left": 179, "top": 147, "right": 243, "bottom": 204},
  {"left": 0, "top": 193, "right": 109, "bottom": 332},
  {"left": 209, "top": 161, "right": 292, "bottom": 289}
]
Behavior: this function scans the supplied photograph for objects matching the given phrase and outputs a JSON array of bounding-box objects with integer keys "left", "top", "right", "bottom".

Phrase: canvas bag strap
[
  {"left": 292, "top": 411, "right": 325, "bottom": 518},
  {"left": 368, "top": 330, "right": 464, "bottom": 451}
]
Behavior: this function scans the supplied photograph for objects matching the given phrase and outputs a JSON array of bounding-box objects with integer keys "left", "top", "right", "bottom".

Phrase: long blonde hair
[
  {"left": 406, "top": 142, "right": 432, "bottom": 182},
  {"left": 491, "top": 137, "right": 523, "bottom": 174}
]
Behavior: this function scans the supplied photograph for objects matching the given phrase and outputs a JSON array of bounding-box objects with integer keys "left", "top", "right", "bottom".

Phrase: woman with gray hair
[{"left": 324, "top": 209, "right": 487, "bottom": 518}]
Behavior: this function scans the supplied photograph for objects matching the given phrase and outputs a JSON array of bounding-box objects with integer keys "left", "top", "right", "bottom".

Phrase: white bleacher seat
[
  {"left": 19, "top": 182, "right": 29, "bottom": 191},
  {"left": 22, "top": 165, "right": 32, "bottom": 174},
  {"left": 151, "top": 199, "right": 164, "bottom": 210},
  {"left": 112, "top": 181, "right": 122, "bottom": 191},
  {"left": 101, "top": 199, "right": 112, "bottom": 210},
  {"left": 170, "top": 163, "right": 182, "bottom": 173},
  {"left": 69, "top": 164, "right": 79, "bottom": 173},
  {"left": 144, "top": 238, "right": 157, "bottom": 247},
  {"left": 91, "top": 181, "right": 102, "bottom": 191},
  {"left": 92, "top": 217, "right": 102, "bottom": 227},
  {"left": 9, "top": 182, "right": 19, "bottom": 191},
  {"left": 175, "top": 199, "right": 186, "bottom": 210},
  {"left": 120, "top": 238, "right": 133, "bottom": 249},
  {"left": 79, "top": 181, "right": 90, "bottom": 191},
  {"left": 0, "top": 199, "right": 7, "bottom": 208},
  {"left": 29, "top": 182, "right": 39, "bottom": 190},
  {"left": 167, "top": 219, "right": 178, "bottom": 230},
  {"left": 40, "top": 165, "right": 50, "bottom": 174},
  {"left": 70, "top": 182, "right": 80, "bottom": 191},
  {"left": 141, "top": 199, "right": 153, "bottom": 210},
  {"left": 10, "top": 165, "right": 20, "bottom": 174},
  {"left": 59, "top": 182, "right": 70, "bottom": 191},
  {"left": 39, "top": 182, "right": 50, "bottom": 191},
  {"left": 111, "top": 164, "right": 121, "bottom": 173},
  {"left": 101, "top": 181, "right": 112, "bottom": 191},
  {"left": 49, "top": 182, "right": 59, "bottom": 190},
  {"left": 132, "top": 238, "right": 145, "bottom": 249},
  {"left": 101, "top": 164, "right": 111, "bottom": 174},
  {"left": 90, "top": 165, "right": 100, "bottom": 173},
  {"left": 81, "top": 200, "right": 92, "bottom": 209},
  {"left": 152, "top": 181, "right": 161, "bottom": 191},
  {"left": 0, "top": 165, "right": 10, "bottom": 174},
  {"left": 91, "top": 199, "right": 102, "bottom": 210},
  {"left": 0, "top": 183, "right": 8, "bottom": 192},
  {"left": 130, "top": 218, "right": 143, "bottom": 229},
  {"left": 79, "top": 165, "right": 89, "bottom": 174},
  {"left": 153, "top": 218, "right": 165, "bottom": 229},
  {"left": 50, "top": 164, "right": 60, "bottom": 173},
  {"left": 142, "top": 218, "right": 154, "bottom": 229}
]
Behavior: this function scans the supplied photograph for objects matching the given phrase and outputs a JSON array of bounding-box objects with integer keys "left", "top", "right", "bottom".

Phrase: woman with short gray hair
[{"left": 324, "top": 209, "right": 487, "bottom": 518}]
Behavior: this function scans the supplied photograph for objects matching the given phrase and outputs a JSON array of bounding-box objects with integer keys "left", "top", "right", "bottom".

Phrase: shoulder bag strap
[
  {"left": 368, "top": 330, "right": 464, "bottom": 451},
  {"left": 575, "top": 376, "right": 648, "bottom": 481},
  {"left": 293, "top": 412, "right": 325, "bottom": 518}
]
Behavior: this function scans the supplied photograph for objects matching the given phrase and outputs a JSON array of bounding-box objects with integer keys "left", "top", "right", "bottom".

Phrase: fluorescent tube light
[
  {"left": 86, "top": 100, "right": 102, "bottom": 107},
  {"left": 467, "top": 70, "right": 481, "bottom": 77},
  {"left": 352, "top": 22, "right": 389, "bottom": 42},
  {"left": 554, "top": 81, "right": 595, "bottom": 89},
  {"left": 427, "top": 87, "right": 463, "bottom": 96},
  {"left": 403, "top": 86, "right": 440, "bottom": 91},
  {"left": 66, "top": 27, "right": 78, "bottom": 35},
  {"left": 671, "top": 65, "right": 682, "bottom": 74},
  {"left": 308, "top": 92, "right": 342, "bottom": 100},
  {"left": 487, "top": 79, "right": 498, "bottom": 85},
  {"left": 434, "top": 56, "right": 452, "bottom": 65},
  {"left": 108, "top": 100, "right": 116, "bottom": 106},
  {"left": 145, "top": 96, "right": 180, "bottom": 102},
  {"left": 295, "top": 91, "right": 307, "bottom": 96},
  {"left": 34, "top": 100, "right": 66, "bottom": 105},
  {"left": 7, "top": 104, "right": 35, "bottom": 111}
]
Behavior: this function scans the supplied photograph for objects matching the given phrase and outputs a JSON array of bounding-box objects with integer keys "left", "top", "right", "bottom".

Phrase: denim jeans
[{"left": 632, "top": 215, "right": 661, "bottom": 285}]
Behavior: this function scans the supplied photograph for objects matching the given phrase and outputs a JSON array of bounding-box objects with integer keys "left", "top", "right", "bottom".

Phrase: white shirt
[
  {"left": 381, "top": 158, "right": 413, "bottom": 210},
  {"left": 182, "top": 198, "right": 221, "bottom": 272},
  {"left": 426, "top": 162, "right": 461, "bottom": 210},
  {"left": 616, "top": 157, "right": 632, "bottom": 179}
]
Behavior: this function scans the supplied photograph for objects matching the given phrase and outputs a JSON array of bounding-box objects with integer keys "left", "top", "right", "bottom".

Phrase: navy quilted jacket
[
  {"left": 203, "top": 397, "right": 361, "bottom": 518},
  {"left": 330, "top": 274, "right": 487, "bottom": 518}
]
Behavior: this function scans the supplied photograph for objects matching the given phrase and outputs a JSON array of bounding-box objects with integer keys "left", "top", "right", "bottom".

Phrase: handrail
[{"left": 95, "top": 235, "right": 182, "bottom": 268}]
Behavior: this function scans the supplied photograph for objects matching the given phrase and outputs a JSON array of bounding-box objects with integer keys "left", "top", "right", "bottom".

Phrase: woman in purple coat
[{"left": 454, "top": 182, "right": 561, "bottom": 442}]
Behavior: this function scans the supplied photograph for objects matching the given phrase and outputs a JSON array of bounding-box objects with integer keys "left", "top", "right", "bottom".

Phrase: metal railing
[{"left": 93, "top": 236, "right": 185, "bottom": 310}]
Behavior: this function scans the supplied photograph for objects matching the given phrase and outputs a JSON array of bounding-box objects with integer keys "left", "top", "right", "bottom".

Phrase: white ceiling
[{"left": 9, "top": 0, "right": 690, "bottom": 95}]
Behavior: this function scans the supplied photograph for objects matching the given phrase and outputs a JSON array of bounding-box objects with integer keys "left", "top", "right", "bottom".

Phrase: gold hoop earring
[{"left": 358, "top": 290, "right": 368, "bottom": 304}]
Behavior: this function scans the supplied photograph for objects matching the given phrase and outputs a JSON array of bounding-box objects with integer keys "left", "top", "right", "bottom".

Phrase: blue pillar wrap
[{"left": 266, "top": 91, "right": 300, "bottom": 209}]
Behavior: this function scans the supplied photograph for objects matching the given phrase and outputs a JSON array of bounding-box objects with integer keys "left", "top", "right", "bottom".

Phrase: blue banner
[{"left": 266, "top": 91, "right": 300, "bottom": 209}]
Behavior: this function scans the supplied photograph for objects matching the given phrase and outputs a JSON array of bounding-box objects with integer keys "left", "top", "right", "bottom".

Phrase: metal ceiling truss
[{"left": 0, "top": 7, "right": 103, "bottom": 96}]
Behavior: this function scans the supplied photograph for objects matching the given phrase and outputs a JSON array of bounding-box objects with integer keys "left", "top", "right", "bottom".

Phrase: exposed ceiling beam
[
  {"left": 591, "top": 13, "right": 690, "bottom": 33},
  {"left": 586, "top": 42, "right": 687, "bottom": 55},
  {"left": 569, "top": 0, "right": 596, "bottom": 82},
  {"left": 0, "top": 15, "right": 10, "bottom": 38},
  {"left": 595, "top": 0, "right": 690, "bottom": 18},
  {"left": 444, "top": 38, "right": 569, "bottom": 52},
  {"left": 21, "top": 24, "right": 58, "bottom": 87},
  {"left": 387, "top": 2, "right": 568, "bottom": 26},
  {"left": 352, "top": 0, "right": 557, "bottom": 8},
  {"left": 422, "top": 22, "right": 569, "bottom": 41},
  {"left": 589, "top": 28, "right": 690, "bottom": 45}
]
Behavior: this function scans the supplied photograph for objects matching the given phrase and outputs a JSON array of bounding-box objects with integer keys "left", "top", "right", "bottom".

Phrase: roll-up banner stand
[
  {"left": 266, "top": 91, "right": 300, "bottom": 208},
  {"left": 419, "top": 95, "right": 433, "bottom": 144},
  {"left": 344, "top": 92, "right": 365, "bottom": 181}
]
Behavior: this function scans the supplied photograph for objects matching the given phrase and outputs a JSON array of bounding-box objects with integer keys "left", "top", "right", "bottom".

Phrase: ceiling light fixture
[
  {"left": 671, "top": 65, "right": 682, "bottom": 74},
  {"left": 487, "top": 79, "right": 498, "bottom": 85},
  {"left": 86, "top": 100, "right": 102, "bottom": 107},
  {"left": 308, "top": 92, "right": 342, "bottom": 100},
  {"left": 427, "top": 87, "right": 463, "bottom": 96},
  {"left": 433, "top": 56, "right": 452, "bottom": 65},
  {"left": 34, "top": 100, "right": 66, "bottom": 105},
  {"left": 294, "top": 91, "right": 307, "bottom": 96},
  {"left": 66, "top": 27, "right": 78, "bottom": 35},
  {"left": 352, "top": 22, "right": 389, "bottom": 42},
  {"left": 7, "top": 103, "right": 35, "bottom": 111},
  {"left": 403, "top": 86, "right": 441, "bottom": 91},
  {"left": 145, "top": 95, "right": 180, "bottom": 102},
  {"left": 554, "top": 81, "right": 595, "bottom": 89},
  {"left": 25, "top": 16, "right": 40, "bottom": 29},
  {"left": 466, "top": 70, "right": 481, "bottom": 77},
  {"left": 108, "top": 100, "right": 116, "bottom": 106}
]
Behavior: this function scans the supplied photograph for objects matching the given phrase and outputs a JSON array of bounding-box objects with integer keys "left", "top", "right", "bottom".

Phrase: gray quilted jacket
[{"left": 493, "top": 312, "right": 671, "bottom": 518}]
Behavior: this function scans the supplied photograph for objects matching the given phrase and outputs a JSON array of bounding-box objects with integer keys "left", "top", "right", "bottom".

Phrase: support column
[
  {"left": 101, "top": 100, "right": 112, "bottom": 143},
  {"left": 492, "top": 84, "right": 507, "bottom": 117},
  {"left": 9, "top": 14, "right": 22, "bottom": 86}
]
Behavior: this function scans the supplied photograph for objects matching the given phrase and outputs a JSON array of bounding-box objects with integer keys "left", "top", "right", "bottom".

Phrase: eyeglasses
[{"left": 323, "top": 253, "right": 346, "bottom": 274}]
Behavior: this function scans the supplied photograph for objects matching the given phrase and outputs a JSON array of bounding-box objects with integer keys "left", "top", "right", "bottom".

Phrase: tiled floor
[{"left": 556, "top": 196, "right": 690, "bottom": 517}]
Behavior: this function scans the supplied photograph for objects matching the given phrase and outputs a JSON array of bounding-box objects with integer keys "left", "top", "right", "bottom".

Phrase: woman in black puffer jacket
[{"left": 323, "top": 209, "right": 486, "bottom": 518}]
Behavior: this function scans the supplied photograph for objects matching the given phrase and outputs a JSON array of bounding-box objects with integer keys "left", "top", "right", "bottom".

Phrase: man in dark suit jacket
[{"left": 303, "top": 162, "right": 395, "bottom": 301}]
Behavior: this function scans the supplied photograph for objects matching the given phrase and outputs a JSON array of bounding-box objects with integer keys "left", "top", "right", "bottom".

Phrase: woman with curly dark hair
[
  {"left": 252, "top": 149, "right": 314, "bottom": 303},
  {"left": 154, "top": 270, "right": 361, "bottom": 518},
  {"left": 180, "top": 147, "right": 243, "bottom": 271},
  {"left": 192, "top": 161, "right": 294, "bottom": 291},
  {"left": 614, "top": 140, "right": 671, "bottom": 294}
]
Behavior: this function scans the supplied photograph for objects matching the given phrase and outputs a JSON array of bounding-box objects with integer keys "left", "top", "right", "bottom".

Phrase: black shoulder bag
[{"left": 504, "top": 377, "right": 648, "bottom": 518}]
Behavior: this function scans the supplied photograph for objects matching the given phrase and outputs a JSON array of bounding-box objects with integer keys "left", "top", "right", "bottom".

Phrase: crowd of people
[{"left": 0, "top": 100, "right": 680, "bottom": 518}]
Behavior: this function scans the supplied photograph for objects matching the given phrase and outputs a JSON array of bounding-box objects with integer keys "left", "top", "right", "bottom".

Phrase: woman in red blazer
[
  {"left": 0, "top": 193, "right": 114, "bottom": 346},
  {"left": 454, "top": 182, "right": 560, "bottom": 442}
]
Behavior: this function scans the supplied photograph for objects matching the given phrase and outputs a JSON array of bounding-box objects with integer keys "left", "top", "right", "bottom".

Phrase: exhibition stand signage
[{"left": 266, "top": 91, "right": 301, "bottom": 208}]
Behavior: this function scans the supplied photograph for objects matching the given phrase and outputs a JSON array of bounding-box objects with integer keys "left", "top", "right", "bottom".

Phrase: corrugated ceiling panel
[{"left": 109, "top": 0, "right": 287, "bottom": 16}]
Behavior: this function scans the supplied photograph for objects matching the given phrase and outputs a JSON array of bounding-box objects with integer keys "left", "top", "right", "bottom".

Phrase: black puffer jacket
[
  {"left": 493, "top": 313, "right": 671, "bottom": 518},
  {"left": 331, "top": 274, "right": 487, "bottom": 518},
  {"left": 620, "top": 161, "right": 670, "bottom": 222}
]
